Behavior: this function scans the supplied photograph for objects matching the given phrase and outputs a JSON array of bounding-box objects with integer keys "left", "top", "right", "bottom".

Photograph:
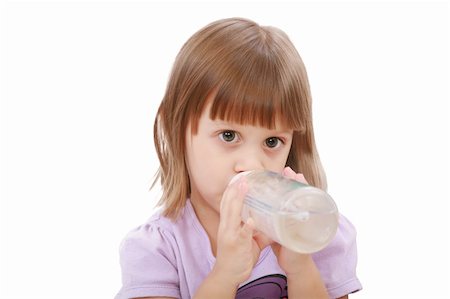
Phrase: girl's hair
[{"left": 153, "top": 17, "right": 327, "bottom": 219}]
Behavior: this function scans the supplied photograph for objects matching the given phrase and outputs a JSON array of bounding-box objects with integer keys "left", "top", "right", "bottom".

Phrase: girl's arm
[
  {"left": 283, "top": 253, "right": 329, "bottom": 298},
  {"left": 193, "top": 267, "right": 238, "bottom": 298},
  {"left": 194, "top": 178, "right": 271, "bottom": 299}
]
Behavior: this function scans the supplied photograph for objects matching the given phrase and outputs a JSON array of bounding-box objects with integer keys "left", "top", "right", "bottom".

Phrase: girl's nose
[{"left": 233, "top": 150, "right": 265, "bottom": 173}]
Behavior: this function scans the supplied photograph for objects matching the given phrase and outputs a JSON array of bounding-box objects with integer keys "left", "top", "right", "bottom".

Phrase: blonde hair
[{"left": 153, "top": 17, "right": 327, "bottom": 219}]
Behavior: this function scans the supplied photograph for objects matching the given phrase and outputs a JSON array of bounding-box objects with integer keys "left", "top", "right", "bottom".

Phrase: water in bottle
[{"left": 230, "top": 170, "right": 339, "bottom": 253}]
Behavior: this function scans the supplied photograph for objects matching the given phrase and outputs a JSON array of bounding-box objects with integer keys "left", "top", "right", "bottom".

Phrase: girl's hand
[
  {"left": 271, "top": 166, "right": 313, "bottom": 275},
  {"left": 213, "top": 177, "right": 272, "bottom": 287}
]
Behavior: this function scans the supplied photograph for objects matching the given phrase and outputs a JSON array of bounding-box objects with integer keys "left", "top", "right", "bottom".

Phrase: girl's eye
[
  {"left": 265, "top": 137, "right": 282, "bottom": 148},
  {"left": 220, "top": 131, "right": 238, "bottom": 143}
]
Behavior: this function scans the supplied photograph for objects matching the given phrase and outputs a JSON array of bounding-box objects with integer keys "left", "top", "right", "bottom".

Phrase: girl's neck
[{"left": 190, "top": 196, "right": 221, "bottom": 257}]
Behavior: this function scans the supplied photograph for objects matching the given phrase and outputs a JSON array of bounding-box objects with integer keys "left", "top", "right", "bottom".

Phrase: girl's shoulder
[
  {"left": 118, "top": 200, "right": 203, "bottom": 262},
  {"left": 119, "top": 211, "right": 178, "bottom": 254},
  {"left": 115, "top": 210, "right": 189, "bottom": 299}
]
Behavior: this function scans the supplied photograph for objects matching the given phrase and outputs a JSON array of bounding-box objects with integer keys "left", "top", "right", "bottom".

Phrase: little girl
[{"left": 115, "top": 17, "right": 362, "bottom": 299}]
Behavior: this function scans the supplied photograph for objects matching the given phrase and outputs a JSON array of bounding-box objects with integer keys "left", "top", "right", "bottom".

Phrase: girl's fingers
[
  {"left": 283, "top": 166, "right": 308, "bottom": 184},
  {"left": 220, "top": 177, "right": 248, "bottom": 230},
  {"left": 241, "top": 218, "right": 274, "bottom": 251},
  {"left": 271, "top": 242, "right": 281, "bottom": 256},
  {"left": 282, "top": 166, "right": 297, "bottom": 179},
  {"left": 240, "top": 217, "right": 255, "bottom": 238},
  {"left": 253, "top": 231, "right": 274, "bottom": 250},
  {"left": 295, "top": 173, "right": 308, "bottom": 184},
  {"left": 230, "top": 178, "right": 248, "bottom": 223}
]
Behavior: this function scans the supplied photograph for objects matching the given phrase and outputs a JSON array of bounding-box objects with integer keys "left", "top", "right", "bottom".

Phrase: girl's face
[{"left": 185, "top": 98, "right": 293, "bottom": 215}]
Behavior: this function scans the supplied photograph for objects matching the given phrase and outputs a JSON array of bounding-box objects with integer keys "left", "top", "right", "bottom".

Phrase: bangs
[
  {"left": 210, "top": 81, "right": 306, "bottom": 133},
  {"left": 207, "top": 36, "right": 308, "bottom": 133}
]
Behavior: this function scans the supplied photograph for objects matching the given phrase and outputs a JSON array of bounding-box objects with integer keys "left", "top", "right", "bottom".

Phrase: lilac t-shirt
[{"left": 115, "top": 200, "right": 362, "bottom": 299}]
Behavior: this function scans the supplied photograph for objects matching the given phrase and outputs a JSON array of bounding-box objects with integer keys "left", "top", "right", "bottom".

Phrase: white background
[{"left": 1, "top": 1, "right": 449, "bottom": 298}]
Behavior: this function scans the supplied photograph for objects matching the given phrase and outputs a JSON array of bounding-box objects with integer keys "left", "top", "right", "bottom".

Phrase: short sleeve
[
  {"left": 312, "top": 214, "right": 362, "bottom": 298},
  {"left": 114, "top": 221, "right": 181, "bottom": 299}
]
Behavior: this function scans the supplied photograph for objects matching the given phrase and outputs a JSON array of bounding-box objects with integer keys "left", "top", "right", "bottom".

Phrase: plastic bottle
[{"left": 230, "top": 170, "right": 339, "bottom": 253}]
